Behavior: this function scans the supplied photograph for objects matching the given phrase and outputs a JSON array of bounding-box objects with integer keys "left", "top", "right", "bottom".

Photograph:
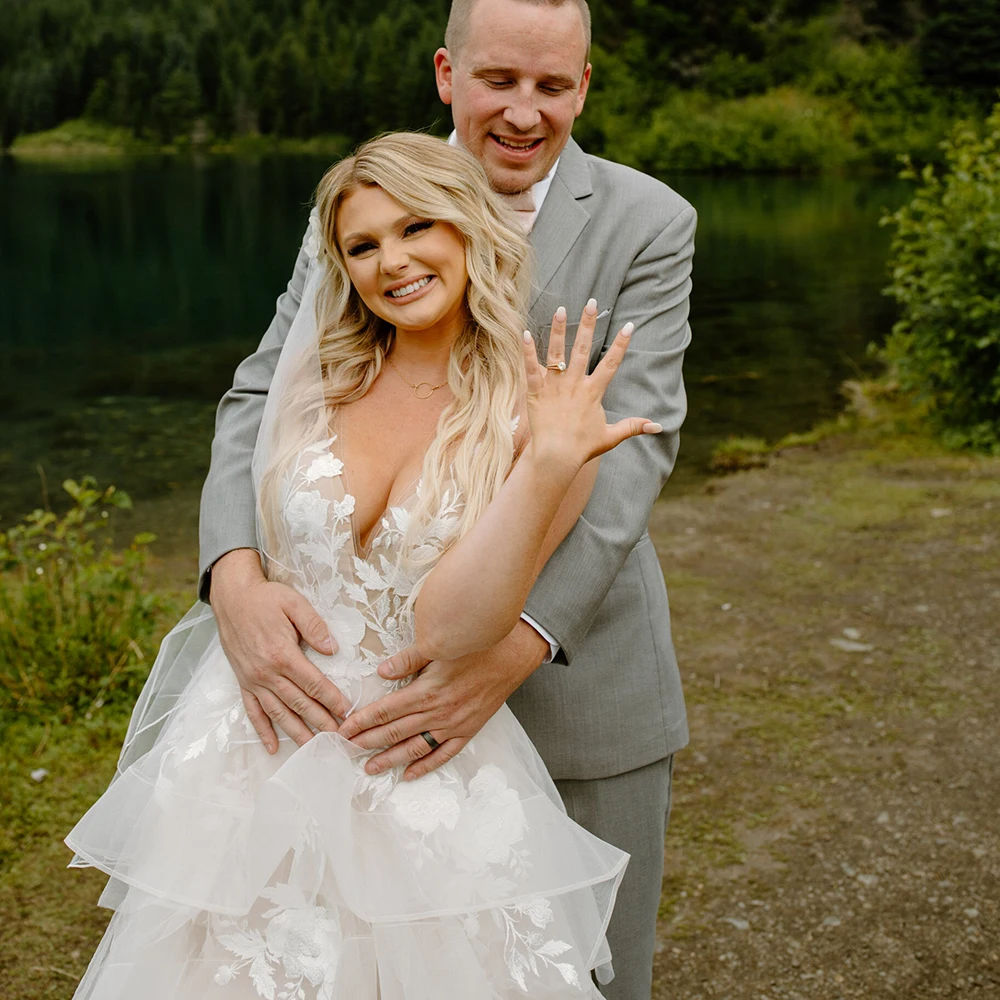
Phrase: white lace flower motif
[
  {"left": 328, "top": 603, "right": 367, "bottom": 646},
  {"left": 465, "top": 764, "right": 527, "bottom": 865},
  {"left": 304, "top": 453, "right": 344, "bottom": 483},
  {"left": 285, "top": 490, "right": 330, "bottom": 536},
  {"left": 333, "top": 495, "right": 355, "bottom": 522},
  {"left": 517, "top": 897, "right": 554, "bottom": 929},
  {"left": 264, "top": 905, "right": 340, "bottom": 988},
  {"left": 388, "top": 772, "right": 461, "bottom": 835},
  {"left": 213, "top": 965, "right": 234, "bottom": 985}
]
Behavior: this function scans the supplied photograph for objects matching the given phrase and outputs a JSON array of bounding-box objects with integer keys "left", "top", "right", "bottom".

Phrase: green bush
[
  {"left": 709, "top": 436, "right": 772, "bottom": 473},
  {"left": 625, "top": 87, "right": 854, "bottom": 174},
  {"left": 881, "top": 102, "right": 1000, "bottom": 452},
  {"left": 0, "top": 478, "right": 165, "bottom": 722}
]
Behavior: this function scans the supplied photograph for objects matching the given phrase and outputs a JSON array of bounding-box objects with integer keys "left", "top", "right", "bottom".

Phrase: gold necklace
[{"left": 385, "top": 357, "right": 449, "bottom": 400}]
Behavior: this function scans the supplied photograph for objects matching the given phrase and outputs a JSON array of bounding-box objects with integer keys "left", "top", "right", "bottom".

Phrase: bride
[{"left": 66, "top": 132, "right": 660, "bottom": 999}]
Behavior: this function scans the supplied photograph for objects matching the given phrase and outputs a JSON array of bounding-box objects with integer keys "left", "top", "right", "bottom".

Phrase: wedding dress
[{"left": 65, "top": 216, "right": 628, "bottom": 999}]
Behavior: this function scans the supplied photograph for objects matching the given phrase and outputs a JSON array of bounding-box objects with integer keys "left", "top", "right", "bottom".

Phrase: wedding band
[
  {"left": 546, "top": 361, "right": 567, "bottom": 372},
  {"left": 420, "top": 731, "right": 441, "bottom": 750}
]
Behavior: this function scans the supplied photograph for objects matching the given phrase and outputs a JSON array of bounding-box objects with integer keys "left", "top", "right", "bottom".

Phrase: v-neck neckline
[{"left": 329, "top": 409, "right": 424, "bottom": 559}]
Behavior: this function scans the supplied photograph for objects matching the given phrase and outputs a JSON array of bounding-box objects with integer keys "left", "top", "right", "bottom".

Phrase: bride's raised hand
[{"left": 521, "top": 299, "right": 661, "bottom": 472}]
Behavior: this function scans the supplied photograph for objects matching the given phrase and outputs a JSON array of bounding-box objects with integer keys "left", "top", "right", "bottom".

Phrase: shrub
[
  {"left": 627, "top": 88, "right": 855, "bottom": 174},
  {"left": 881, "top": 102, "right": 1000, "bottom": 452},
  {"left": 709, "top": 436, "right": 772, "bottom": 473},
  {"left": 0, "top": 478, "right": 165, "bottom": 722}
]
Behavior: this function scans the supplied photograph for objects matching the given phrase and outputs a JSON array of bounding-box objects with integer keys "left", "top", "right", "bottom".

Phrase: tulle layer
[{"left": 67, "top": 613, "right": 628, "bottom": 998}]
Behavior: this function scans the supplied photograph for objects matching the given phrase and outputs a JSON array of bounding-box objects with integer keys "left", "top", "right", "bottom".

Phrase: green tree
[
  {"left": 152, "top": 66, "right": 201, "bottom": 141},
  {"left": 216, "top": 40, "right": 255, "bottom": 136},
  {"left": 881, "top": 103, "right": 1000, "bottom": 451},
  {"left": 920, "top": 0, "right": 1000, "bottom": 104}
]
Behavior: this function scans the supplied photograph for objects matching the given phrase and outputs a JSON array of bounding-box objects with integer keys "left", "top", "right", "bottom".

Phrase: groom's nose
[{"left": 502, "top": 86, "right": 542, "bottom": 132}]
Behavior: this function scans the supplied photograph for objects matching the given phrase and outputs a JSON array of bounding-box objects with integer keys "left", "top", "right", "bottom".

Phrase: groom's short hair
[{"left": 445, "top": 0, "right": 592, "bottom": 59}]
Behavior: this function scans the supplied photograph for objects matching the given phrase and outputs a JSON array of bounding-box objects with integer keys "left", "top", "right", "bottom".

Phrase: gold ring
[{"left": 546, "top": 361, "right": 567, "bottom": 372}]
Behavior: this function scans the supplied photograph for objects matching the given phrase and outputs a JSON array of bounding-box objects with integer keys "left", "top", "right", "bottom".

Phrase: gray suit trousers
[{"left": 556, "top": 756, "right": 674, "bottom": 1000}]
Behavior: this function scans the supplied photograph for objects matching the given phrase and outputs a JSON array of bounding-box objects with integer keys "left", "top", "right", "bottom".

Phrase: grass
[
  {"left": 0, "top": 714, "right": 128, "bottom": 996},
  {"left": 8, "top": 118, "right": 352, "bottom": 161},
  {"left": 8, "top": 119, "right": 154, "bottom": 158}
]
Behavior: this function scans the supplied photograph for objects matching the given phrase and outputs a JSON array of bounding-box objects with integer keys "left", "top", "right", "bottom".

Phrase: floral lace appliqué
[{"left": 213, "top": 883, "right": 340, "bottom": 1000}]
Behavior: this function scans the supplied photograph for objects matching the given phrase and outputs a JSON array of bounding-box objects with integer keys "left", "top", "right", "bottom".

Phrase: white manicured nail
[
  {"left": 643, "top": 423, "right": 663, "bottom": 434},
  {"left": 622, "top": 322, "right": 634, "bottom": 337},
  {"left": 523, "top": 330, "right": 533, "bottom": 343},
  {"left": 555, "top": 306, "right": 567, "bottom": 321},
  {"left": 585, "top": 298, "right": 598, "bottom": 315}
]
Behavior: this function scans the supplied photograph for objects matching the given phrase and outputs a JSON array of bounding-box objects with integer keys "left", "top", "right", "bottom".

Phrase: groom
[{"left": 200, "top": 1, "right": 694, "bottom": 996}]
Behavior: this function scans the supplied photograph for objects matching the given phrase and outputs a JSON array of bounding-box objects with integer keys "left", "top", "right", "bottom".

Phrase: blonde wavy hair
[{"left": 308, "top": 132, "right": 532, "bottom": 574}]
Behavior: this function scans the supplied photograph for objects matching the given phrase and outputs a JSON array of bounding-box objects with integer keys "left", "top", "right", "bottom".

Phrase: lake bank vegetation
[
  {"left": 708, "top": 94, "right": 1000, "bottom": 470},
  {"left": 2, "top": 0, "right": 998, "bottom": 171}
]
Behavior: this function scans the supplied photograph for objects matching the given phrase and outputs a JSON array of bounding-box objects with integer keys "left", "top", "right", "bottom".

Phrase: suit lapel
[{"left": 529, "top": 138, "right": 593, "bottom": 315}]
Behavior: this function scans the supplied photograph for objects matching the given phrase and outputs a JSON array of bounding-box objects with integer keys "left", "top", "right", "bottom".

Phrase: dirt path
[{"left": 648, "top": 434, "right": 999, "bottom": 998}]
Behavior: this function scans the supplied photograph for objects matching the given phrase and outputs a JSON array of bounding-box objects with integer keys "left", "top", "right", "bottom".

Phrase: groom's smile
[{"left": 489, "top": 133, "right": 546, "bottom": 162}]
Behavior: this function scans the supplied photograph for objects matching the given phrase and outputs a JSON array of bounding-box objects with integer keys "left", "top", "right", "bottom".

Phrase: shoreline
[{"left": 2, "top": 116, "right": 935, "bottom": 175}]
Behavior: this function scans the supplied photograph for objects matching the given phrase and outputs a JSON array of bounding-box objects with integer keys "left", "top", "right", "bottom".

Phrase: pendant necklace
[{"left": 386, "top": 357, "right": 449, "bottom": 400}]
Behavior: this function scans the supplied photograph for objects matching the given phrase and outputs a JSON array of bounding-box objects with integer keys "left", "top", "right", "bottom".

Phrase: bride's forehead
[
  {"left": 338, "top": 185, "right": 405, "bottom": 223},
  {"left": 336, "top": 186, "right": 416, "bottom": 243}
]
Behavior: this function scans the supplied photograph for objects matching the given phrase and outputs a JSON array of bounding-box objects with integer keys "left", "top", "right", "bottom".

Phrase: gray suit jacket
[{"left": 199, "top": 138, "right": 694, "bottom": 781}]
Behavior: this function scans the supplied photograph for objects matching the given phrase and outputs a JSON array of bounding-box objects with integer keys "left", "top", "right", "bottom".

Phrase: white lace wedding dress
[{"left": 66, "top": 427, "right": 628, "bottom": 999}]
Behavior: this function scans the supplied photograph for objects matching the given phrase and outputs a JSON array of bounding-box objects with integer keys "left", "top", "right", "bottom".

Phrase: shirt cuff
[{"left": 519, "top": 612, "right": 559, "bottom": 664}]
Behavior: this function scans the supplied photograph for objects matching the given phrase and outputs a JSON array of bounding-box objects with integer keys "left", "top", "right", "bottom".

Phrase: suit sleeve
[
  {"left": 197, "top": 228, "right": 313, "bottom": 601},
  {"left": 522, "top": 203, "right": 697, "bottom": 664}
]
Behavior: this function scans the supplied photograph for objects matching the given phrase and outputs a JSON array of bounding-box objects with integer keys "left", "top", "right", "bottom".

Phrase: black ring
[{"left": 420, "top": 731, "right": 441, "bottom": 751}]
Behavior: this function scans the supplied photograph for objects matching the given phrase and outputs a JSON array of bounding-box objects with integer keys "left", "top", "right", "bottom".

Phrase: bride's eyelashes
[
  {"left": 346, "top": 240, "right": 376, "bottom": 257},
  {"left": 403, "top": 219, "right": 435, "bottom": 237},
  {"left": 345, "top": 220, "right": 435, "bottom": 258}
]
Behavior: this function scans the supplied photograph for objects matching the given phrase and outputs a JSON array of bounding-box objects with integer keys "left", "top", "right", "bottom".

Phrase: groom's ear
[{"left": 434, "top": 48, "right": 454, "bottom": 105}]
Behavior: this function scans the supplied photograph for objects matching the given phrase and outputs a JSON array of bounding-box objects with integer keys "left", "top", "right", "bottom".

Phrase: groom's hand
[
  {"left": 210, "top": 548, "right": 350, "bottom": 753},
  {"left": 337, "top": 620, "right": 549, "bottom": 779}
]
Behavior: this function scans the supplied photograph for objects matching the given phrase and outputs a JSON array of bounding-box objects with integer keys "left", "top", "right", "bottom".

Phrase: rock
[
  {"left": 857, "top": 874, "right": 879, "bottom": 888},
  {"left": 964, "top": 908, "right": 979, "bottom": 919},
  {"left": 876, "top": 811, "right": 890, "bottom": 824},
  {"left": 823, "top": 916, "right": 842, "bottom": 927},
  {"left": 721, "top": 602, "right": 733, "bottom": 611},
  {"left": 720, "top": 917, "right": 750, "bottom": 931},
  {"left": 30, "top": 768, "right": 49, "bottom": 782},
  {"left": 842, "top": 627, "right": 863, "bottom": 640},
  {"left": 930, "top": 508, "right": 952, "bottom": 518},
  {"left": 829, "top": 638, "right": 875, "bottom": 653}
]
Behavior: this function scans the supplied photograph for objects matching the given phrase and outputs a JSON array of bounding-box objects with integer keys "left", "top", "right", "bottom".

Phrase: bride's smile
[{"left": 337, "top": 184, "right": 469, "bottom": 342}]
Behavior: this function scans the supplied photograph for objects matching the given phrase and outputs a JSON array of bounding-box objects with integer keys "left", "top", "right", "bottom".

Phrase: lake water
[{"left": 0, "top": 154, "right": 908, "bottom": 538}]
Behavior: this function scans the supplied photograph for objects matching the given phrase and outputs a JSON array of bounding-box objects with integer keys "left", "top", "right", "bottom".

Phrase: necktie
[{"left": 499, "top": 189, "right": 537, "bottom": 234}]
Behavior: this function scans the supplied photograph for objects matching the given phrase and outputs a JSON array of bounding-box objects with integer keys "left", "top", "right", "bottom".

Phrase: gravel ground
[{"left": 648, "top": 435, "right": 999, "bottom": 999}]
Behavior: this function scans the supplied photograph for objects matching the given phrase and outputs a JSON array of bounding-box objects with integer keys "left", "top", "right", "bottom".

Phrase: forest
[{"left": 1, "top": 0, "right": 999, "bottom": 168}]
